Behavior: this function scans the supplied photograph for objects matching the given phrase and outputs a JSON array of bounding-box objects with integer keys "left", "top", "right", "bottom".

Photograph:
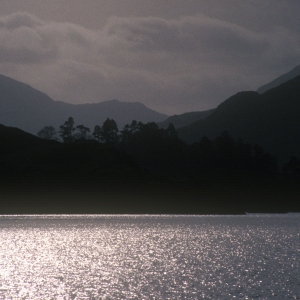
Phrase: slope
[
  {"left": 257, "top": 64, "right": 300, "bottom": 94},
  {"left": 178, "top": 75, "right": 300, "bottom": 164},
  {"left": 157, "top": 109, "right": 215, "bottom": 129}
]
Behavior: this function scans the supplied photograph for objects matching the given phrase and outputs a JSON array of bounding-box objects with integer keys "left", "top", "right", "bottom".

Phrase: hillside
[
  {"left": 257, "top": 64, "right": 300, "bottom": 94},
  {"left": 0, "top": 123, "right": 59, "bottom": 155},
  {"left": 157, "top": 109, "right": 215, "bottom": 129},
  {"left": 0, "top": 123, "right": 142, "bottom": 190},
  {"left": 0, "top": 74, "right": 168, "bottom": 135},
  {"left": 0, "top": 124, "right": 59, "bottom": 180},
  {"left": 1, "top": 122, "right": 299, "bottom": 214},
  {"left": 178, "top": 75, "right": 300, "bottom": 164}
]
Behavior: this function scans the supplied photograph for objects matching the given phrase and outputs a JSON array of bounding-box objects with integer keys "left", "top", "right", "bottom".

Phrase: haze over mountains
[{"left": 0, "top": 74, "right": 167, "bottom": 135}]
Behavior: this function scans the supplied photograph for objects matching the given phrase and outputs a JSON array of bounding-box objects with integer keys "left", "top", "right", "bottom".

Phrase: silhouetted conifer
[
  {"left": 100, "top": 118, "right": 119, "bottom": 144},
  {"left": 59, "top": 117, "right": 75, "bottom": 143}
]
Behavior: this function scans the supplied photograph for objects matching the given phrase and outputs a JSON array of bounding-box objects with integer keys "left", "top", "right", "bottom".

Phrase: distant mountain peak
[
  {"left": 0, "top": 74, "right": 168, "bottom": 134},
  {"left": 108, "top": 99, "right": 119, "bottom": 103}
]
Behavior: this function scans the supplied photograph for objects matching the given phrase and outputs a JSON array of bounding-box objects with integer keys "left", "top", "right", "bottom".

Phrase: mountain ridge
[
  {"left": 0, "top": 74, "right": 168, "bottom": 135},
  {"left": 257, "top": 64, "right": 300, "bottom": 94},
  {"left": 157, "top": 109, "right": 215, "bottom": 129},
  {"left": 177, "top": 75, "right": 300, "bottom": 164}
]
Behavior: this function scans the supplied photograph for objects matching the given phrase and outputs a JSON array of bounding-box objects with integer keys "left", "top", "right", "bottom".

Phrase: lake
[{"left": 0, "top": 214, "right": 299, "bottom": 299}]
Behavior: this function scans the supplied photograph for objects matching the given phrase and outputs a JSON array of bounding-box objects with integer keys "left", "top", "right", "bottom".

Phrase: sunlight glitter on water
[{"left": 0, "top": 215, "right": 299, "bottom": 299}]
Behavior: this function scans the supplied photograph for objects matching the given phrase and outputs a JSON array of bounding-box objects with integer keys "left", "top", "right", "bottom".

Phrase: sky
[{"left": 0, "top": 0, "right": 300, "bottom": 115}]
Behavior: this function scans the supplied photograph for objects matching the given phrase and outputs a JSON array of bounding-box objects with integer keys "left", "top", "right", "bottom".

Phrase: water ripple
[{"left": 0, "top": 215, "right": 299, "bottom": 299}]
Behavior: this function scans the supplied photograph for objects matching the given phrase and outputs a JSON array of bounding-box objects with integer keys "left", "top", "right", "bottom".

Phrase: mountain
[
  {"left": 0, "top": 123, "right": 147, "bottom": 210},
  {"left": 0, "top": 74, "right": 168, "bottom": 135},
  {"left": 257, "top": 64, "right": 300, "bottom": 94},
  {"left": 0, "top": 123, "right": 59, "bottom": 181},
  {"left": 0, "top": 123, "right": 59, "bottom": 155},
  {"left": 157, "top": 109, "right": 215, "bottom": 129},
  {"left": 177, "top": 75, "right": 300, "bottom": 164}
]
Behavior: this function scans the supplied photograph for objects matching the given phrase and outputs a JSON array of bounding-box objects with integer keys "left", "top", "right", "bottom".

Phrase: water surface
[{"left": 0, "top": 214, "right": 299, "bottom": 299}]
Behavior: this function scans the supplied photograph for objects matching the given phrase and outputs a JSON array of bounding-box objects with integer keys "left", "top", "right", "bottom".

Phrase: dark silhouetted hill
[
  {"left": 157, "top": 109, "right": 215, "bottom": 129},
  {"left": 257, "top": 64, "right": 300, "bottom": 94},
  {"left": 0, "top": 74, "right": 167, "bottom": 135},
  {"left": 178, "top": 75, "right": 300, "bottom": 164},
  {"left": 0, "top": 124, "right": 59, "bottom": 179},
  {"left": 1, "top": 123, "right": 299, "bottom": 214},
  {"left": 0, "top": 123, "right": 143, "bottom": 190}
]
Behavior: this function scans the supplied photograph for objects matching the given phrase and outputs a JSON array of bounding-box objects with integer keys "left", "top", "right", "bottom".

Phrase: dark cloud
[{"left": 0, "top": 10, "right": 299, "bottom": 114}]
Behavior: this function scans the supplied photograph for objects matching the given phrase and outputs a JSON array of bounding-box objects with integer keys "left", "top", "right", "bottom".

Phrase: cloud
[
  {"left": 0, "top": 12, "right": 99, "bottom": 64},
  {"left": 104, "top": 15, "right": 265, "bottom": 55},
  {"left": 0, "top": 12, "right": 300, "bottom": 114},
  {"left": 102, "top": 15, "right": 300, "bottom": 69},
  {"left": 0, "top": 12, "right": 43, "bottom": 29}
]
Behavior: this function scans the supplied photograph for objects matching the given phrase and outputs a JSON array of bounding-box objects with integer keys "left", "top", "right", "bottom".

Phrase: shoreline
[{"left": 1, "top": 181, "right": 299, "bottom": 214}]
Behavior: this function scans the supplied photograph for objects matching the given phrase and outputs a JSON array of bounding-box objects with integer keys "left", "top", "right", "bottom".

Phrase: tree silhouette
[
  {"left": 166, "top": 123, "right": 177, "bottom": 139},
  {"left": 75, "top": 125, "right": 90, "bottom": 140},
  {"left": 119, "top": 121, "right": 188, "bottom": 178},
  {"left": 253, "top": 144, "right": 278, "bottom": 175},
  {"left": 100, "top": 118, "right": 119, "bottom": 144},
  {"left": 92, "top": 125, "right": 101, "bottom": 142},
  {"left": 59, "top": 117, "right": 75, "bottom": 143},
  {"left": 120, "top": 120, "right": 139, "bottom": 144},
  {"left": 37, "top": 126, "right": 57, "bottom": 140}
]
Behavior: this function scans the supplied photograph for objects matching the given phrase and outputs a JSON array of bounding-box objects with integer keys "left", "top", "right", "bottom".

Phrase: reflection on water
[{"left": 0, "top": 215, "right": 299, "bottom": 299}]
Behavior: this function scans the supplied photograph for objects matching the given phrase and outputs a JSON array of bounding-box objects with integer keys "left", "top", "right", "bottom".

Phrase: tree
[
  {"left": 166, "top": 123, "right": 177, "bottom": 139},
  {"left": 92, "top": 125, "right": 101, "bottom": 142},
  {"left": 59, "top": 117, "right": 75, "bottom": 143},
  {"left": 100, "top": 118, "right": 119, "bottom": 144},
  {"left": 120, "top": 120, "right": 139, "bottom": 144},
  {"left": 37, "top": 126, "right": 57, "bottom": 140},
  {"left": 283, "top": 156, "right": 300, "bottom": 178},
  {"left": 253, "top": 144, "right": 278, "bottom": 175},
  {"left": 75, "top": 125, "right": 90, "bottom": 140}
]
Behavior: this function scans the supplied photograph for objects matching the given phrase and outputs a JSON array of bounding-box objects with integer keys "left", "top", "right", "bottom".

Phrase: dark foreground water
[{"left": 0, "top": 214, "right": 299, "bottom": 299}]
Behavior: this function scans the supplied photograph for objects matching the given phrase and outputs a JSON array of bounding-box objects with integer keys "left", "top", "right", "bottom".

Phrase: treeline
[
  {"left": 36, "top": 117, "right": 300, "bottom": 185},
  {"left": 37, "top": 117, "right": 176, "bottom": 144},
  {"left": 1, "top": 118, "right": 299, "bottom": 213}
]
